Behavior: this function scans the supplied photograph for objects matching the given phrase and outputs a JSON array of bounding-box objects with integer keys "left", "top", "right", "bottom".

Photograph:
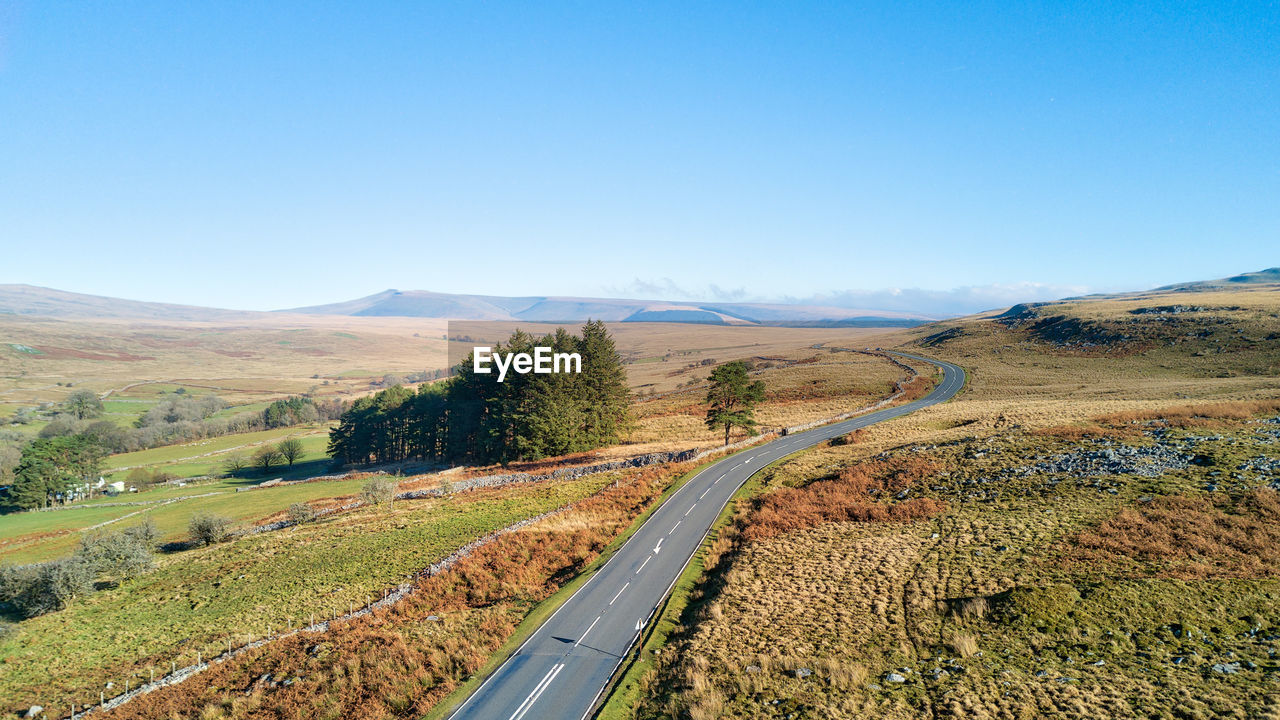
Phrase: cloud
[
  {"left": 605, "top": 278, "right": 754, "bottom": 303},
  {"left": 607, "top": 277, "right": 1096, "bottom": 318},
  {"left": 800, "top": 282, "right": 1095, "bottom": 317}
]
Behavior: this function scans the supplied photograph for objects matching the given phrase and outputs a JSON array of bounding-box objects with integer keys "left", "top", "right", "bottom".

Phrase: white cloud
[
  {"left": 800, "top": 282, "right": 1095, "bottom": 317},
  {"left": 604, "top": 278, "right": 755, "bottom": 303},
  {"left": 609, "top": 277, "right": 1097, "bottom": 318}
]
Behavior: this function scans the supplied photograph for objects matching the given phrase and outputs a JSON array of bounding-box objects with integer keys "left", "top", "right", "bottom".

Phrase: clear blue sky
[{"left": 1, "top": 2, "right": 1276, "bottom": 313}]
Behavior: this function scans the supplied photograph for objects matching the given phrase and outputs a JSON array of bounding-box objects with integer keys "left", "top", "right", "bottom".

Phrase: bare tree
[
  {"left": 252, "top": 446, "right": 284, "bottom": 475},
  {"left": 276, "top": 437, "right": 305, "bottom": 467}
]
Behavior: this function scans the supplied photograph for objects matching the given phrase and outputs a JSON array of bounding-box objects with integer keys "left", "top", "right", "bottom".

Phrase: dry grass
[
  {"left": 741, "top": 456, "right": 948, "bottom": 542},
  {"left": 1096, "top": 399, "right": 1280, "bottom": 427},
  {"left": 87, "top": 463, "right": 686, "bottom": 720},
  {"left": 1073, "top": 490, "right": 1280, "bottom": 579},
  {"left": 622, "top": 287, "right": 1280, "bottom": 720}
]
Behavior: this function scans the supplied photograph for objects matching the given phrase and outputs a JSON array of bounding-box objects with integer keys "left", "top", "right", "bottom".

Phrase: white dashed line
[
  {"left": 575, "top": 616, "right": 601, "bottom": 647},
  {"left": 610, "top": 582, "right": 629, "bottom": 605},
  {"left": 635, "top": 556, "right": 650, "bottom": 575}
]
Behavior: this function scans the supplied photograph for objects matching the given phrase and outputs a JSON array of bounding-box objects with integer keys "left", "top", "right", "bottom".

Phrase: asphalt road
[{"left": 447, "top": 352, "right": 964, "bottom": 720}]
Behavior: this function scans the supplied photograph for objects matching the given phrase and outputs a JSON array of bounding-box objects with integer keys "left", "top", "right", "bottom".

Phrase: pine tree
[
  {"left": 578, "top": 319, "right": 632, "bottom": 447},
  {"left": 704, "top": 361, "right": 766, "bottom": 446},
  {"left": 327, "top": 322, "right": 635, "bottom": 467},
  {"left": 10, "top": 436, "right": 105, "bottom": 508}
]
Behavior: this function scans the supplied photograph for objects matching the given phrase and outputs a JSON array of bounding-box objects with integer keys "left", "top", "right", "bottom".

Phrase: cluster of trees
[
  {"left": 5, "top": 390, "right": 344, "bottom": 459},
  {"left": 7, "top": 435, "right": 105, "bottom": 509},
  {"left": 1, "top": 392, "right": 347, "bottom": 502},
  {"left": 0, "top": 521, "right": 157, "bottom": 617},
  {"left": 329, "top": 321, "right": 632, "bottom": 466},
  {"left": 221, "top": 436, "right": 307, "bottom": 476}
]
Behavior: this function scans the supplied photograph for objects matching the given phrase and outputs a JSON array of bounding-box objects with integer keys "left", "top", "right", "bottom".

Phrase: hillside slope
[{"left": 283, "top": 289, "right": 932, "bottom": 325}]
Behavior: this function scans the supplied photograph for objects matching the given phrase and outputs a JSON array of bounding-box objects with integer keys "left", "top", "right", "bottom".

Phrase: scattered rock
[
  {"left": 24, "top": 707, "right": 42, "bottom": 720},
  {"left": 885, "top": 673, "right": 907, "bottom": 683},
  {"left": 1212, "top": 662, "right": 1242, "bottom": 675}
]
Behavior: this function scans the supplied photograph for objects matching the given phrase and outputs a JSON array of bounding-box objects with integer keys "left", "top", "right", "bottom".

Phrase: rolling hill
[
  {"left": 0, "top": 284, "right": 930, "bottom": 326},
  {"left": 281, "top": 289, "right": 934, "bottom": 326}
]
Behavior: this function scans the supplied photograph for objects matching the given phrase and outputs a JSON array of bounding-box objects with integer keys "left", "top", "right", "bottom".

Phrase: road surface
[{"left": 447, "top": 352, "right": 964, "bottom": 720}]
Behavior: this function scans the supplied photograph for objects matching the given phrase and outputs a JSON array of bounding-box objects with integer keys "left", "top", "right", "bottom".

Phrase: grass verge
[
  {"left": 595, "top": 453, "right": 786, "bottom": 720},
  {"left": 422, "top": 446, "right": 763, "bottom": 720}
]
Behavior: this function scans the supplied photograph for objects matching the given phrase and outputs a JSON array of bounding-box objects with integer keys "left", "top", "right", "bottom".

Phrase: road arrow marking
[{"left": 654, "top": 538, "right": 663, "bottom": 554}]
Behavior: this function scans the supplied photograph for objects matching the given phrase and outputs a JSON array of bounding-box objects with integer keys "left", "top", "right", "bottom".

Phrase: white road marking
[
  {"left": 654, "top": 538, "right": 663, "bottom": 554},
  {"left": 509, "top": 663, "right": 564, "bottom": 720},
  {"left": 575, "top": 616, "right": 601, "bottom": 647},
  {"left": 610, "top": 582, "right": 629, "bottom": 606},
  {"left": 669, "top": 520, "right": 681, "bottom": 534},
  {"left": 635, "top": 556, "right": 650, "bottom": 574},
  {"left": 684, "top": 503, "right": 696, "bottom": 517},
  {"left": 699, "top": 487, "right": 710, "bottom": 499}
]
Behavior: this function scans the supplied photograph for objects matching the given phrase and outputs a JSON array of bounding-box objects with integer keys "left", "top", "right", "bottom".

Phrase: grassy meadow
[
  {"left": 616, "top": 286, "right": 1280, "bottom": 720},
  {"left": 0, "top": 474, "right": 610, "bottom": 714}
]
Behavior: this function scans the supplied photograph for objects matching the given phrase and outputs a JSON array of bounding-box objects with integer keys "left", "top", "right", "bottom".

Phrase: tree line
[
  {"left": 328, "top": 321, "right": 632, "bottom": 466},
  {"left": 2, "top": 394, "right": 346, "bottom": 509}
]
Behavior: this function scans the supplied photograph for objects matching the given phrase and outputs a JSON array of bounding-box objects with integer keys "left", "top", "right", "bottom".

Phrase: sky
[{"left": 0, "top": 2, "right": 1276, "bottom": 315}]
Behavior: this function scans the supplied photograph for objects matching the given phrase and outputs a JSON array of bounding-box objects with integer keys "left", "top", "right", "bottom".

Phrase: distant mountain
[
  {"left": 1156, "top": 267, "right": 1280, "bottom": 292},
  {"left": 0, "top": 284, "right": 932, "bottom": 326},
  {"left": 0, "top": 284, "right": 251, "bottom": 321},
  {"left": 282, "top": 290, "right": 934, "bottom": 326}
]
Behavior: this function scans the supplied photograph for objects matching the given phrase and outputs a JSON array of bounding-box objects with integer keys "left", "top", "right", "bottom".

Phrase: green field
[
  {"left": 0, "top": 504, "right": 143, "bottom": 544},
  {"left": 0, "top": 474, "right": 373, "bottom": 565},
  {"left": 102, "top": 424, "right": 332, "bottom": 472},
  {"left": 0, "top": 474, "right": 608, "bottom": 714}
]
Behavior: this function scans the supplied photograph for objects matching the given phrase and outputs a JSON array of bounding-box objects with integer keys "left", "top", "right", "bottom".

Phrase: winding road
[{"left": 447, "top": 352, "right": 965, "bottom": 720}]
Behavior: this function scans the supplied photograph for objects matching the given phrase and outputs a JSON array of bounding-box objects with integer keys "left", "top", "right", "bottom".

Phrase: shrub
[
  {"left": 189, "top": 514, "right": 231, "bottom": 546},
  {"left": 0, "top": 558, "right": 95, "bottom": 618},
  {"left": 287, "top": 502, "right": 317, "bottom": 524},
  {"left": 360, "top": 477, "right": 397, "bottom": 509},
  {"left": 78, "top": 526, "right": 155, "bottom": 581}
]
